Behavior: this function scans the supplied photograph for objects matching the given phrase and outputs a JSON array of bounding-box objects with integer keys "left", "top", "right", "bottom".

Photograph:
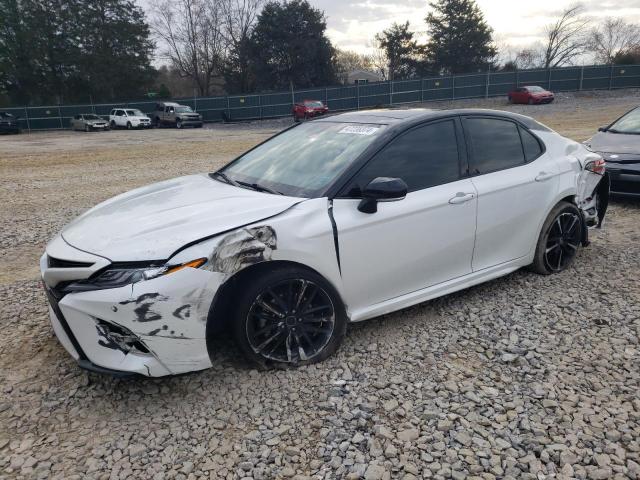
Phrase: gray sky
[{"left": 141, "top": 0, "right": 640, "bottom": 57}]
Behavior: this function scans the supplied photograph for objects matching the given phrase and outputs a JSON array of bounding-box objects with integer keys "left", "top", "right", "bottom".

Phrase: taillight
[{"left": 585, "top": 158, "right": 605, "bottom": 175}]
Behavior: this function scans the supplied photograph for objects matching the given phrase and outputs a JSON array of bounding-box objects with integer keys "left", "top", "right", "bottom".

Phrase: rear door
[
  {"left": 332, "top": 118, "right": 478, "bottom": 312},
  {"left": 462, "top": 116, "right": 559, "bottom": 271}
]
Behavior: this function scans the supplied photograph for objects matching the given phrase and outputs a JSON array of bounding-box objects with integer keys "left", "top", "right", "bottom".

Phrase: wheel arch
[{"left": 205, "top": 259, "right": 348, "bottom": 340}]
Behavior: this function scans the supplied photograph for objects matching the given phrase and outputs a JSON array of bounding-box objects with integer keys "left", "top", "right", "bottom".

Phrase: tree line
[{"left": 1, "top": 0, "right": 639, "bottom": 106}]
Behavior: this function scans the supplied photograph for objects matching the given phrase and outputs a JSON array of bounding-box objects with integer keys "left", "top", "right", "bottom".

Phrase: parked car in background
[
  {"left": 0, "top": 112, "right": 21, "bottom": 134},
  {"left": 153, "top": 102, "right": 203, "bottom": 128},
  {"left": 293, "top": 100, "right": 329, "bottom": 121},
  {"left": 40, "top": 109, "right": 607, "bottom": 377},
  {"left": 109, "top": 108, "right": 151, "bottom": 129},
  {"left": 508, "top": 86, "right": 555, "bottom": 105},
  {"left": 584, "top": 106, "right": 640, "bottom": 196},
  {"left": 71, "top": 114, "right": 109, "bottom": 132}
]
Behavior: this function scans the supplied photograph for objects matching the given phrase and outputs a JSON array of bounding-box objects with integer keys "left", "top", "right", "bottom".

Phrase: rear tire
[
  {"left": 110, "top": 120, "right": 116, "bottom": 129},
  {"left": 126, "top": 122, "right": 132, "bottom": 130},
  {"left": 84, "top": 125, "right": 90, "bottom": 132},
  {"left": 530, "top": 202, "right": 583, "bottom": 275},
  {"left": 231, "top": 266, "right": 347, "bottom": 368},
  {"left": 176, "top": 118, "right": 182, "bottom": 129}
]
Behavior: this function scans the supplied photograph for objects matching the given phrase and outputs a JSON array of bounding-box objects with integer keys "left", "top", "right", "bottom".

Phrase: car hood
[
  {"left": 61, "top": 174, "right": 303, "bottom": 262},
  {"left": 588, "top": 131, "right": 640, "bottom": 155}
]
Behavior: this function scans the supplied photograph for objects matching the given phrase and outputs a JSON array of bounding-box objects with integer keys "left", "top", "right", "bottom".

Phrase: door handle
[
  {"left": 449, "top": 192, "right": 475, "bottom": 204},
  {"left": 535, "top": 171, "right": 554, "bottom": 182}
]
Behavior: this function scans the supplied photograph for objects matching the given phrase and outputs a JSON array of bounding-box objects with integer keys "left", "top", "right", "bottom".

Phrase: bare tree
[
  {"left": 367, "top": 37, "right": 389, "bottom": 80},
  {"left": 220, "top": 0, "right": 262, "bottom": 92},
  {"left": 541, "top": 4, "right": 590, "bottom": 68},
  {"left": 151, "top": 0, "right": 225, "bottom": 96},
  {"left": 515, "top": 47, "right": 543, "bottom": 69},
  {"left": 590, "top": 18, "right": 640, "bottom": 64}
]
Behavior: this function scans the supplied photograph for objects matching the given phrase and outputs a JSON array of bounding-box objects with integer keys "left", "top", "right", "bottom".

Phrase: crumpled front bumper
[{"left": 40, "top": 237, "right": 225, "bottom": 377}]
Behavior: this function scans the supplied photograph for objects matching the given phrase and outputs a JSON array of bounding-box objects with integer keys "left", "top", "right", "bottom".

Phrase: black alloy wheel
[
  {"left": 246, "top": 279, "right": 335, "bottom": 363},
  {"left": 543, "top": 212, "right": 582, "bottom": 272}
]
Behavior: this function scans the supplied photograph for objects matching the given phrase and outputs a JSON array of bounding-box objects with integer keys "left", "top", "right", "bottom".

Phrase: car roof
[{"left": 316, "top": 108, "right": 551, "bottom": 131}]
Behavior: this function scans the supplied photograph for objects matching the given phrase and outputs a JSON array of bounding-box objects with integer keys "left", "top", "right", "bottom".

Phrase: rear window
[
  {"left": 520, "top": 128, "right": 543, "bottom": 161},
  {"left": 466, "top": 118, "right": 525, "bottom": 174},
  {"left": 304, "top": 101, "right": 324, "bottom": 108}
]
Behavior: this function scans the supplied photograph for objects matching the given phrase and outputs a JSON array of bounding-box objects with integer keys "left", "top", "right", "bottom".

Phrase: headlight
[{"left": 61, "top": 258, "right": 207, "bottom": 292}]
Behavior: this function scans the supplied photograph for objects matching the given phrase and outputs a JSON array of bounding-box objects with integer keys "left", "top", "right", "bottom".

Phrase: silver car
[{"left": 71, "top": 114, "right": 109, "bottom": 132}]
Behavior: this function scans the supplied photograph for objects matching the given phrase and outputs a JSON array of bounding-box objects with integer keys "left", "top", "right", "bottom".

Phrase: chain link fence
[{"left": 3, "top": 64, "right": 639, "bottom": 131}]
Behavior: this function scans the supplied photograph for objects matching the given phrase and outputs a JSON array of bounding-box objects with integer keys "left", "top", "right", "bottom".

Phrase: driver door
[{"left": 331, "top": 119, "right": 478, "bottom": 313}]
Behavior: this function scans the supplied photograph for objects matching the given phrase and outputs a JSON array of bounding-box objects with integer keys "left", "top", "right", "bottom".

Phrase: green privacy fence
[{"left": 4, "top": 64, "right": 640, "bottom": 131}]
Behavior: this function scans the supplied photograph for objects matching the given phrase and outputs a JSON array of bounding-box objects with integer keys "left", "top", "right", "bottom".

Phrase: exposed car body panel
[{"left": 62, "top": 174, "right": 303, "bottom": 261}]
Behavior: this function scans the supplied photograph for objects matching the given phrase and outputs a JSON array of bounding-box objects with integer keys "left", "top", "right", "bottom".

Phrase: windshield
[
  {"left": 526, "top": 86, "right": 545, "bottom": 92},
  {"left": 84, "top": 114, "right": 101, "bottom": 120},
  {"left": 176, "top": 106, "right": 193, "bottom": 113},
  {"left": 304, "top": 101, "right": 324, "bottom": 108},
  {"left": 608, "top": 108, "right": 640, "bottom": 134},
  {"left": 219, "top": 122, "right": 386, "bottom": 197},
  {"left": 126, "top": 109, "right": 144, "bottom": 116}
]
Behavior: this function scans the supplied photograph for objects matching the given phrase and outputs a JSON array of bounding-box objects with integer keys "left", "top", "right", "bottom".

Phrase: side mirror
[
  {"left": 598, "top": 126, "right": 607, "bottom": 132},
  {"left": 358, "top": 177, "right": 408, "bottom": 214}
]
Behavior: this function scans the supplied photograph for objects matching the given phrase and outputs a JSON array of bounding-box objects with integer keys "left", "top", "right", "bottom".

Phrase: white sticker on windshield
[{"left": 338, "top": 125, "right": 380, "bottom": 136}]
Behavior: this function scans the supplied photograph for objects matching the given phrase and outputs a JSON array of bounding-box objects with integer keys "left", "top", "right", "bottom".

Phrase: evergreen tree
[
  {"left": 425, "top": 0, "right": 496, "bottom": 74},
  {"left": 0, "top": 0, "right": 155, "bottom": 105},
  {"left": 249, "top": 0, "right": 337, "bottom": 90},
  {"left": 375, "top": 22, "right": 425, "bottom": 80}
]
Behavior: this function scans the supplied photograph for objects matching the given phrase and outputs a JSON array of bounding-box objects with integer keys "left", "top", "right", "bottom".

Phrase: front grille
[{"left": 48, "top": 256, "right": 94, "bottom": 269}]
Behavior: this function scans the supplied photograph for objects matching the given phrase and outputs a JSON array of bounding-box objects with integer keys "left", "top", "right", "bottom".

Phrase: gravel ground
[{"left": 1, "top": 89, "right": 639, "bottom": 480}]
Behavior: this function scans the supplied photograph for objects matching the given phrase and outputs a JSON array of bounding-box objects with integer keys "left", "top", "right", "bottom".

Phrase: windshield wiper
[
  {"left": 236, "top": 180, "right": 284, "bottom": 195},
  {"left": 211, "top": 171, "right": 240, "bottom": 187}
]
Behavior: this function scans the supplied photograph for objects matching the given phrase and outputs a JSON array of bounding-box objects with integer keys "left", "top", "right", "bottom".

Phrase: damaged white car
[{"left": 41, "top": 109, "right": 608, "bottom": 376}]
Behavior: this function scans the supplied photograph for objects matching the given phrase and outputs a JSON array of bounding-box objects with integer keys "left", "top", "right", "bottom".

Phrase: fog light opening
[{"left": 95, "top": 319, "right": 151, "bottom": 355}]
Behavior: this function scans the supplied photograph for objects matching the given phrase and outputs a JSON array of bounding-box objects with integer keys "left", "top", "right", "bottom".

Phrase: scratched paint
[{"left": 209, "top": 226, "right": 277, "bottom": 274}]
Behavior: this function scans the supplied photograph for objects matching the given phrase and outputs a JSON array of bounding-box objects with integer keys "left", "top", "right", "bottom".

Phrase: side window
[
  {"left": 343, "top": 120, "right": 461, "bottom": 195},
  {"left": 465, "top": 118, "right": 524, "bottom": 174},
  {"left": 520, "top": 127, "right": 543, "bottom": 161},
  {"left": 110, "top": 110, "right": 115, "bottom": 116}
]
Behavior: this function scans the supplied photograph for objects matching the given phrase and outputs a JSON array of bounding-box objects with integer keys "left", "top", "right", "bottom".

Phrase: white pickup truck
[{"left": 109, "top": 108, "right": 152, "bottom": 129}]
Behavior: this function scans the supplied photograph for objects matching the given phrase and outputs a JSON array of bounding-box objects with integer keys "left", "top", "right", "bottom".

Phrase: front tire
[
  {"left": 231, "top": 267, "right": 347, "bottom": 367},
  {"left": 531, "top": 202, "right": 583, "bottom": 275}
]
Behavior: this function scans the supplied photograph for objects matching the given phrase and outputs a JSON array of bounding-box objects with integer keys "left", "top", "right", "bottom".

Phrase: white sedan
[{"left": 40, "top": 109, "right": 607, "bottom": 376}]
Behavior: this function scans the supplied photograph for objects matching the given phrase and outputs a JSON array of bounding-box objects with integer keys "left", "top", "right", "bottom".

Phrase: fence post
[
  {"left": 24, "top": 107, "right": 31, "bottom": 133},
  {"left": 389, "top": 80, "right": 393, "bottom": 106},
  {"left": 325, "top": 87, "right": 328, "bottom": 106},
  {"left": 579, "top": 66, "right": 584, "bottom": 91},
  {"left": 515, "top": 70, "right": 519, "bottom": 88},
  {"left": 452, "top": 75, "right": 455, "bottom": 100},
  {"left": 421, "top": 78, "right": 424, "bottom": 103},
  {"left": 226, "top": 96, "right": 230, "bottom": 121},
  {"left": 58, "top": 105, "right": 63, "bottom": 129},
  {"left": 548, "top": 68, "right": 552, "bottom": 90},
  {"left": 485, "top": 70, "right": 490, "bottom": 98},
  {"left": 356, "top": 82, "right": 360, "bottom": 110},
  {"left": 609, "top": 64, "right": 614, "bottom": 90},
  {"left": 259, "top": 94, "right": 263, "bottom": 120}
]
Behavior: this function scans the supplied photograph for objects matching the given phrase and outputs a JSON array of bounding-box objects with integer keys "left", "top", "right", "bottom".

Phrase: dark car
[
  {"left": 508, "top": 86, "right": 555, "bottom": 105},
  {"left": 585, "top": 106, "right": 640, "bottom": 196},
  {"left": 0, "top": 112, "right": 21, "bottom": 134},
  {"left": 293, "top": 100, "right": 328, "bottom": 122}
]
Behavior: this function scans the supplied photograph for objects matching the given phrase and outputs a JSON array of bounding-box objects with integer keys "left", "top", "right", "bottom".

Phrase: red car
[
  {"left": 508, "top": 86, "right": 555, "bottom": 105},
  {"left": 293, "top": 100, "right": 328, "bottom": 121}
]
